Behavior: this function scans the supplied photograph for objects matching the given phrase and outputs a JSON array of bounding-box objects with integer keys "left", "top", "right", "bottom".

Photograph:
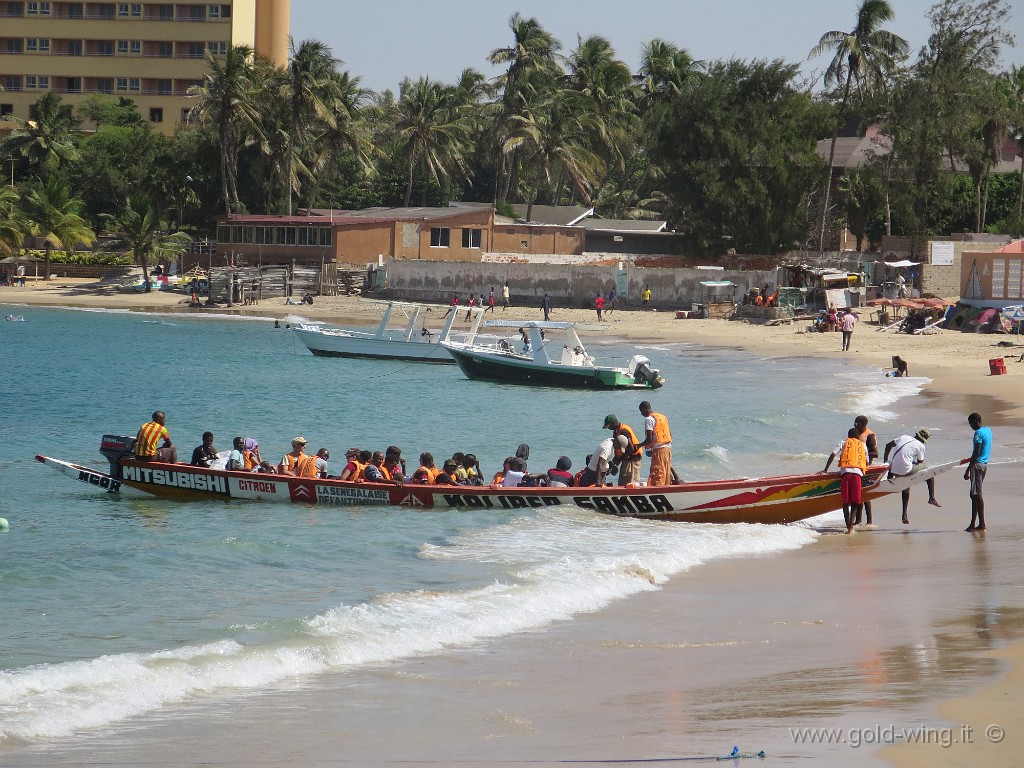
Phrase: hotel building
[{"left": 0, "top": 0, "right": 289, "bottom": 135}]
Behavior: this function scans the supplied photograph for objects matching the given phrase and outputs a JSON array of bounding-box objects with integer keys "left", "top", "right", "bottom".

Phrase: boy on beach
[
  {"left": 822, "top": 427, "right": 866, "bottom": 534},
  {"left": 963, "top": 412, "right": 991, "bottom": 531}
]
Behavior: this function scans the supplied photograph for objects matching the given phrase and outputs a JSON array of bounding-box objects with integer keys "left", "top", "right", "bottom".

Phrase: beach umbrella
[
  {"left": 866, "top": 298, "right": 894, "bottom": 307},
  {"left": 918, "top": 297, "right": 956, "bottom": 308},
  {"left": 890, "top": 298, "right": 924, "bottom": 309}
]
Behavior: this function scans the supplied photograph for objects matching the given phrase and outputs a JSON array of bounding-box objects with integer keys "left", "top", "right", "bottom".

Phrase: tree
[
  {"left": 99, "top": 193, "right": 191, "bottom": 291},
  {"left": 651, "top": 59, "right": 832, "bottom": 256},
  {"left": 76, "top": 94, "right": 144, "bottom": 131},
  {"left": 21, "top": 177, "right": 96, "bottom": 279},
  {"left": 1009, "top": 65, "right": 1024, "bottom": 220},
  {"left": 0, "top": 93, "right": 81, "bottom": 179},
  {"left": 810, "top": 0, "right": 909, "bottom": 250},
  {"left": 0, "top": 185, "right": 29, "bottom": 257},
  {"left": 284, "top": 38, "right": 341, "bottom": 214},
  {"left": 186, "top": 45, "right": 263, "bottom": 214},
  {"left": 386, "top": 77, "right": 472, "bottom": 207},
  {"left": 637, "top": 39, "right": 702, "bottom": 108}
]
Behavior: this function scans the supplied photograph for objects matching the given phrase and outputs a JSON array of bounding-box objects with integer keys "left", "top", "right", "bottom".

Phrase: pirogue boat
[{"left": 35, "top": 436, "right": 956, "bottom": 525}]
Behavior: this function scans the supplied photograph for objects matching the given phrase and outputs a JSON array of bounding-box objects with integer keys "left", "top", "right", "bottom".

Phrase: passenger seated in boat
[
  {"left": 384, "top": 446, "right": 406, "bottom": 483},
  {"left": 435, "top": 460, "right": 462, "bottom": 485},
  {"left": 363, "top": 451, "right": 391, "bottom": 482},
  {"left": 190, "top": 431, "right": 218, "bottom": 468},
  {"left": 451, "top": 452, "right": 468, "bottom": 483},
  {"left": 501, "top": 458, "right": 527, "bottom": 488},
  {"left": 278, "top": 436, "right": 308, "bottom": 475},
  {"left": 546, "top": 456, "right": 574, "bottom": 487},
  {"left": 227, "top": 437, "right": 247, "bottom": 471},
  {"left": 310, "top": 448, "right": 330, "bottom": 479},
  {"left": 242, "top": 438, "right": 262, "bottom": 469},
  {"left": 463, "top": 454, "right": 483, "bottom": 485},
  {"left": 411, "top": 452, "right": 440, "bottom": 484},
  {"left": 339, "top": 448, "right": 367, "bottom": 481},
  {"left": 490, "top": 457, "right": 513, "bottom": 487},
  {"left": 578, "top": 438, "right": 614, "bottom": 486}
]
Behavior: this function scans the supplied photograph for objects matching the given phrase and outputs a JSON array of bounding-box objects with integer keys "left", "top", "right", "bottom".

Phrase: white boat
[
  {"left": 442, "top": 320, "right": 665, "bottom": 389},
  {"left": 293, "top": 300, "right": 487, "bottom": 364}
]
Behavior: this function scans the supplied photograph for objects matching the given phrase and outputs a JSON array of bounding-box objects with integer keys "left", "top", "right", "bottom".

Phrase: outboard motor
[
  {"left": 99, "top": 434, "right": 136, "bottom": 476},
  {"left": 629, "top": 355, "right": 665, "bottom": 389}
]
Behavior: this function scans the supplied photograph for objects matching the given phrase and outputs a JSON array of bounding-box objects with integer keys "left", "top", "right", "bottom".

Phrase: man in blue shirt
[{"left": 963, "top": 412, "right": 992, "bottom": 531}]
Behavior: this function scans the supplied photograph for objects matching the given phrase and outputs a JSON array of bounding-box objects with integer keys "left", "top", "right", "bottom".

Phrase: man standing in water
[
  {"left": 822, "top": 427, "right": 866, "bottom": 534},
  {"left": 638, "top": 401, "right": 672, "bottom": 486},
  {"left": 963, "top": 412, "right": 991, "bottom": 531}
]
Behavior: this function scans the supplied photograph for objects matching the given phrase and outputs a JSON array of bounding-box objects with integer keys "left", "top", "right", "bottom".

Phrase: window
[
  {"left": 117, "top": 2, "right": 128, "bottom": 15},
  {"left": 180, "top": 108, "right": 190, "bottom": 123},
  {"left": 116, "top": 77, "right": 128, "bottom": 91},
  {"left": 97, "top": 77, "right": 113, "bottom": 93},
  {"left": 67, "top": 3, "right": 83, "bottom": 17},
  {"left": 217, "top": 224, "right": 229, "bottom": 243},
  {"left": 319, "top": 228, "right": 332, "bottom": 247},
  {"left": 158, "top": 42, "right": 172, "bottom": 57},
  {"left": 461, "top": 228, "right": 481, "bottom": 248},
  {"left": 130, "top": 40, "right": 140, "bottom": 54},
  {"left": 66, "top": 76, "right": 81, "bottom": 93},
  {"left": 26, "top": 38, "right": 38, "bottom": 51},
  {"left": 186, "top": 42, "right": 203, "bottom": 58},
  {"left": 1008, "top": 259, "right": 1022, "bottom": 300},
  {"left": 297, "top": 227, "right": 315, "bottom": 246},
  {"left": 4, "top": 75, "right": 21, "bottom": 90},
  {"left": 156, "top": 78, "right": 171, "bottom": 95},
  {"left": 130, "top": 2, "right": 140, "bottom": 16},
  {"left": 255, "top": 226, "right": 273, "bottom": 245},
  {"left": 158, "top": 4, "right": 172, "bottom": 19},
  {"left": 128, "top": 77, "right": 139, "bottom": 91},
  {"left": 25, "top": 75, "right": 36, "bottom": 88},
  {"left": 117, "top": 39, "right": 128, "bottom": 53},
  {"left": 97, "top": 40, "right": 113, "bottom": 55},
  {"left": 27, "top": 1, "right": 50, "bottom": 13},
  {"left": 98, "top": 4, "right": 114, "bottom": 18},
  {"left": 6, "top": 39, "right": 23, "bottom": 53},
  {"left": 149, "top": 107, "right": 162, "bottom": 122},
  {"left": 206, "top": 41, "right": 225, "bottom": 54},
  {"left": 430, "top": 227, "right": 450, "bottom": 248},
  {"left": 992, "top": 259, "right": 1006, "bottom": 299},
  {"left": 67, "top": 40, "right": 82, "bottom": 56},
  {"left": 40, "top": 38, "right": 50, "bottom": 52},
  {"left": 208, "top": 3, "right": 219, "bottom": 17}
]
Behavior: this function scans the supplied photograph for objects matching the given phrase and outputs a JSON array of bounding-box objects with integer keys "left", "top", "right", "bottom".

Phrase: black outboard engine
[
  {"left": 100, "top": 435, "right": 136, "bottom": 476},
  {"left": 629, "top": 355, "right": 665, "bottom": 389}
]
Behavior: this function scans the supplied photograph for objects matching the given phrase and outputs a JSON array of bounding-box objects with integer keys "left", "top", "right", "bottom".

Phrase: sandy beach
[{"left": 4, "top": 278, "right": 1024, "bottom": 767}]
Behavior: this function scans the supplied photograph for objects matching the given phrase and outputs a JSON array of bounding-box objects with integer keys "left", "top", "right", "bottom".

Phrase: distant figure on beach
[
  {"left": 638, "top": 401, "right": 672, "bottom": 486},
  {"left": 963, "top": 412, "right": 991, "bottom": 531},
  {"left": 853, "top": 416, "right": 878, "bottom": 525},
  {"left": 135, "top": 411, "right": 178, "bottom": 464},
  {"left": 840, "top": 309, "right": 857, "bottom": 351},
  {"left": 502, "top": 281, "right": 510, "bottom": 311},
  {"left": 487, "top": 288, "right": 496, "bottom": 313},
  {"left": 822, "top": 427, "right": 866, "bottom": 534},
  {"left": 897, "top": 273, "right": 907, "bottom": 298},
  {"left": 190, "top": 431, "right": 218, "bottom": 468},
  {"left": 594, "top": 293, "right": 605, "bottom": 321},
  {"left": 606, "top": 287, "right": 616, "bottom": 315},
  {"left": 642, "top": 286, "right": 652, "bottom": 308},
  {"left": 889, "top": 356, "right": 909, "bottom": 377},
  {"left": 826, "top": 304, "right": 838, "bottom": 333},
  {"left": 464, "top": 294, "right": 475, "bottom": 321},
  {"left": 883, "top": 429, "right": 940, "bottom": 524},
  {"left": 442, "top": 294, "right": 458, "bottom": 319},
  {"left": 543, "top": 292, "right": 552, "bottom": 321}
]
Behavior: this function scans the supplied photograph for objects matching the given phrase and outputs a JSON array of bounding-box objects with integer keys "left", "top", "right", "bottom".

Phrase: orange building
[{"left": 961, "top": 239, "right": 1024, "bottom": 308}]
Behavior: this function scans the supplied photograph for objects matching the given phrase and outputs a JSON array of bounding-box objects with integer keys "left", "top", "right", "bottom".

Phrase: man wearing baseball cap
[
  {"left": 603, "top": 414, "right": 642, "bottom": 486},
  {"left": 883, "top": 428, "right": 940, "bottom": 525}
]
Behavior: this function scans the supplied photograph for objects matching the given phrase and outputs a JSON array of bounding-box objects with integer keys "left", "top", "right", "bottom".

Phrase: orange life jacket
[
  {"left": 491, "top": 471, "right": 505, "bottom": 486},
  {"left": 243, "top": 450, "right": 259, "bottom": 470},
  {"left": 415, "top": 465, "right": 440, "bottom": 483},
  {"left": 281, "top": 452, "right": 303, "bottom": 475},
  {"left": 613, "top": 424, "right": 641, "bottom": 459},
  {"left": 651, "top": 412, "right": 672, "bottom": 445},
  {"left": 349, "top": 460, "right": 367, "bottom": 482},
  {"left": 838, "top": 437, "right": 868, "bottom": 472},
  {"left": 374, "top": 463, "right": 392, "bottom": 481},
  {"left": 858, "top": 427, "right": 877, "bottom": 460},
  {"left": 295, "top": 454, "right": 320, "bottom": 478}
]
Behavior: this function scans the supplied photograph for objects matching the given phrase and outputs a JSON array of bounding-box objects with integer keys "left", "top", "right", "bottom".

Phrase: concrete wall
[
  {"left": 380, "top": 260, "right": 774, "bottom": 310},
  {"left": 492, "top": 225, "right": 584, "bottom": 255}
]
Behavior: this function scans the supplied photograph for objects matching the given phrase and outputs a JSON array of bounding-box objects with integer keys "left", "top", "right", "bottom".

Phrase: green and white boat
[{"left": 442, "top": 320, "right": 665, "bottom": 390}]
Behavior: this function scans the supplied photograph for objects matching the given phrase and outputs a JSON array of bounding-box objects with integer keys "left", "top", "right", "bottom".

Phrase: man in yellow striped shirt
[{"left": 135, "top": 411, "right": 178, "bottom": 463}]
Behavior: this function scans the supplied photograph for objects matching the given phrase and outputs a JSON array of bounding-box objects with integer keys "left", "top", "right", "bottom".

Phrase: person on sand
[
  {"left": 502, "top": 281, "right": 510, "bottom": 312},
  {"left": 853, "top": 415, "right": 878, "bottom": 526},
  {"left": 883, "top": 429, "right": 940, "bottom": 525},
  {"left": 822, "top": 427, "right": 866, "bottom": 534},
  {"left": 135, "top": 411, "right": 177, "bottom": 463},
  {"left": 889, "top": 356, "right": 909, "bottom": 377},
  {"left": 642, "top": 286, "right": 652, "bottom": 308},
  {"left": 963, "top": 412, "right": 991, "bottom": 531},
  {"left": 543, "top": 292, "right": 552, "bottom": 321},
  {"left": 840, "top": 309, "right": 857, "bottom": 352},
  {"left": 594, "top": 293, "right": 605, "bottom": 321},
  {"left": 825, "top": 304, "right": 838, "bottom": 333}
]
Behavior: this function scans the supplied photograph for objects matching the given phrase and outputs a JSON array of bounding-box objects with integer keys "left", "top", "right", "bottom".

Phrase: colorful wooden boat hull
[{"left": 35, "top": 455, "right": 957, "bottom": 525}]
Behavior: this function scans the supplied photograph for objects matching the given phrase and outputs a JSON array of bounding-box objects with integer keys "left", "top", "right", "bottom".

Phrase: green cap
[{"left": 603, "top": 414, "right": 618, "bottom": 428}]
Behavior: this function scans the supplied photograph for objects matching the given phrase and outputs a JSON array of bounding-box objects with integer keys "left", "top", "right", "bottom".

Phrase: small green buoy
[{"left": 0, "top": 517, "right": 9, "bottom": 531}]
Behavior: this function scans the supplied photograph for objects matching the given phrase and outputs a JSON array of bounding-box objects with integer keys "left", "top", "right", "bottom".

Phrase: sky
[{"left": 289, "top": 0, "right": 1020, "bottom": 95}]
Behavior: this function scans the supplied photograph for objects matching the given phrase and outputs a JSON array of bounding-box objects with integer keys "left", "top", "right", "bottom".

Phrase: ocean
[{"left": 0, "top": 304, "right": 930, "bottom": 749}]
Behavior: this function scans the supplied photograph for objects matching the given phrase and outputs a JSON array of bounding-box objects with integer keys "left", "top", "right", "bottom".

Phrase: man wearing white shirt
[{"left": 884, "top": 429, "right": 940, "bottom": 525}]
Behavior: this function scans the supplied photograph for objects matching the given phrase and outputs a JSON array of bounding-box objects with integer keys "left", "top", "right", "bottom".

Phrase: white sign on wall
[{"left": 930, "top": 241, "right": 955, "bottom": 266}]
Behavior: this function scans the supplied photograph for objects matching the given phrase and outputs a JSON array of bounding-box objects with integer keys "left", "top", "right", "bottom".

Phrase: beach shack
[
  {"left": 699, "top": 280, "right": 737, "bottom": 318},
  {"left": 780, "top": 265, "right": 862, "bottom": 310}
]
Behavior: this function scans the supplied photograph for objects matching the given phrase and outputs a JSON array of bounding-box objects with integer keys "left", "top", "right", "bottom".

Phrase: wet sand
[{"left": 4, "top": 281, "right": 1024, "bottom": 766}]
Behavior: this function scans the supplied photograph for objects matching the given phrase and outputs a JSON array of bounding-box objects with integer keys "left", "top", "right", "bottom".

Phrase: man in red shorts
[{"left": 823, "top": 427, "right": 867, "bottom": 534}]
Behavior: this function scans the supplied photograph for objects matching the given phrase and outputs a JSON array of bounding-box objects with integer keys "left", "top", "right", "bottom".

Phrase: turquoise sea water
[{"left": 0, "top": 304, "right": 927, "bottom": 745}]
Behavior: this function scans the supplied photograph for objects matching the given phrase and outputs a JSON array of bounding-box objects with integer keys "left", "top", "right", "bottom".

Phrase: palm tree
[
  {"left": 387, "top": 77, "right": 472, "bottom": 207},
  {"left": 0, "top": 185, "right": 29, "bottom": 256},
  {"left": 99, "top": 193, "right": 191, "bottom": 291},
  {"left": 810, "top": 0, "right": 908, "bottom": 250},
  {"left": 284, "top": 38, "right": 341, "bottom": 214},
  {"left": 0, "top": 93, "right": 81, "bottom": 179},
  {"left": 187, "top": 45, "right": 263, "bottom": 213},
  {"left": 21, "top": 177, "right": 96, "bottom": 279},
  {"left": 1007, "top": 64, "right": 1024, "bottom": 220},
  {"left": 636, "top": 39, "right": 702, "bottom": 107}
]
